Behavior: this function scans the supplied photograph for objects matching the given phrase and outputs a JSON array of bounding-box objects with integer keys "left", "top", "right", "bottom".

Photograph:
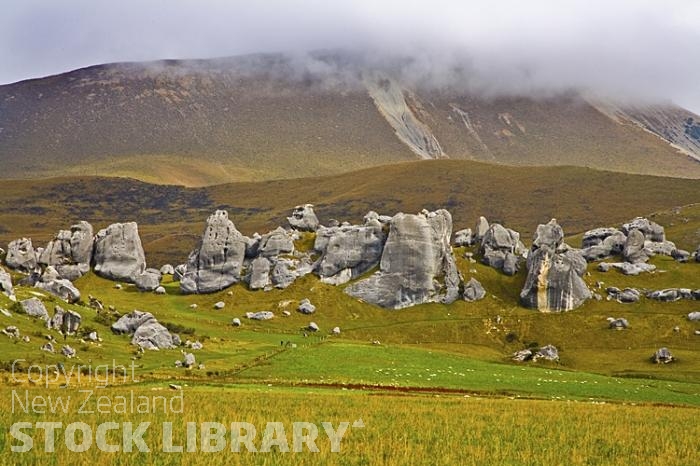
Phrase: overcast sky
[{"left": 2, "top": 0, "right": 700, "bottom": 112}]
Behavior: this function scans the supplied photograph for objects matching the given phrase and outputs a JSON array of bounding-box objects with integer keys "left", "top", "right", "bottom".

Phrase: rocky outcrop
[
  {"left": 462, "top": 278, "right": 486, "bottom": 302},
  {"left": 111, "top": 310, "right": 178, "bottom": 350},
  {"left": 622, "top": 229, "right": 649, "bottom": 264},
  {"left": 480, "top": 224, "right": 524, "bottom": 275},
  {"left": 93, "top": 222, "right": 146, "bottom": 283},
  {"left": 180, "top": 210, "right": 247, "bottom": 294},
  {"left": 5, "top": 238, "right": 37, "bottom": 272},
  {"left": 520, "top": 219, "right": 591, "bottom": 312},
  {"left": 287, "top": 204, "right": 319, "bottom": 231},
  {"left": 606, "top": 287, "right": 641, "bottom": 303},
  {"left": 314, "top": 213, "right": 386, "bottom": 285},
  {"left": 38, "top": 221, "right": 94, "bottom": 271},
  {"left": 474, "top": 216, "right": 490, "bottom": 243},
  {"left": 581, "top": 228, "right": 627, "bottom": 261},
  {"left": 35, "top": 277, "right": 81, "bottom": 303},
  {"left": 345, "top": 209, "right": 460, "bottom": 309}
]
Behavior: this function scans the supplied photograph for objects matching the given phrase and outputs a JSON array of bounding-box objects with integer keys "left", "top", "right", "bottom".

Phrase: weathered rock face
[
  {"left": 5, "top": 238, "right": 37, "bottom": 272},
  {"left": 39, "top": 221, "right": 94, "bottom": 268},
  {"left": 55, "top": 263, "right": 90, "bottom": 282},
  {"left": 287, "top": 204, "right": 319, "bottom": 231},
  {"left": 315, "top": 215, "right": 386, "bottom": 285},
  {"left": 111, "top": 310, "right": 177, "bottom": 350},
  {"left": 35, "top": 276, "right": 81, "bottom": 304},
  {"left": 0, "top": 266, "right": 14, "bottom": 299},
  {"left": 622, "top": 217, "right": 665, "bottom": 242},
  {"left": 463, "top": 278, "right": 486, "bottom": 302},
  {"left": 480, "top": 224, "right": 524, "bottom": 275},
  {"left": 135, "top": 268, "right": 162, "bottom": 292},
  {"left": 345, "top": 209, "right": 460, "bottom": 309},
  {"left": 258, "top": 227, "right": 294, "bottom": 257},
  {"left": 180, "top": 210, "right": 247, "bottom": 294},
  {"left": 581, "top": 228, "right": 627, "bottom": 261},
  {"left": 622, "top": 229, "right": 649, "bottom": 264},
  {"left": 20, "top": 297, "right": 49, "bottom": 321},
  {"left": 93, "top": 222, "right": 146, "bottom": 283},
  {"left": 520, "top": 219, "right": 591, "bottom": 312},
  {"left": 248, "top": 256, "right": 271, "bottom": 290}
]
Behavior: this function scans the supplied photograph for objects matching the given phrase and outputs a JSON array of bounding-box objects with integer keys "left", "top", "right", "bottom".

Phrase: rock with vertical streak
[
  {"left": 180, "top": 210, "right": 247, "bottom": 294},
  {"left": 520, "top": 219, "right": 591, "bottom": 312},
  {"left": 345, "top": 209, "right": 460, "bottom": 309}
]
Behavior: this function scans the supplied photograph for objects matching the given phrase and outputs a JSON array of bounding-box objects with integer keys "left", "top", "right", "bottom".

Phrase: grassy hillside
[
  {"left": 0, "top": 160, "right": 698, "bottom": 266},
  {"left": 1, "top": 54, "right": 700, "bottom": 185}
]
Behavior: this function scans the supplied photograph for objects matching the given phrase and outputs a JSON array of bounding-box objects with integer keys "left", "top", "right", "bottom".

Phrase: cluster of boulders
[
  {"left": 582, "top": 217, "right": 693, "bottom": 274},
  {"left": 512, "top": 344, "right": 560, "bottom": 362}
]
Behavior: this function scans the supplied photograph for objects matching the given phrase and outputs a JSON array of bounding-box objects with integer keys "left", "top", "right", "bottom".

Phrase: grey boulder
[
  {"left": 20, "top": 297, "right": 49, "bottom": 321},
  {"left": 297, "top": 299, "right": 316, "bottom": 314},
  {"left": 622, "top": 229, "right": 649, "bottom": 264},
  {"left": 463, "top": 278, "right": 486, "bottom": 302},
  {"left": 287, "top": 204, "right": 319, "bottom": 231},
  {"left": 48, "top": 306, "right": 81, "bottom": 334},
  {"left": 520, "top": 219, "right": 591, "bottom": 312},
  {"left": 5, "top": 238, "right": 37, "bottom": 272},
  {"left": 474, "top": 216, "right": 490, "bottom": 243},
  {"left": 135, "top": 268, "right": 162, "bottom": 292},
  {"left": 480, "top": 224, "right": 523, "bottom": 275},
  {"left": 248, "top": 256, "right": 271, "bottom": 290},
  {"left": 246, "top": 311, "right": 274, "bottom": 321},
  {"left": 93, "top": 222, "right": 146, "bottom": 283},
  {"left": 345, "top": 209, "right": 460, "bottom": 309},
  {"left": 581, "top": 228, "right": 626, "bottom": 261},
  {"left": 454, "top": 229, "right": 474, "bottom": 247},
  {"left": 0, "top": 266, "right": 14, "bottom": 299},
  {"left": 258, "top": 227, "right": 295, "bottom": 257},
  {"left": 35, "top": 276, "right": 81, "bottom": 304},
  {"left": 652, "top": 347, "right": 673, "bottom": 364},
  {"left": 160, "top": 264, "right": 175, "bottom": 275},
  {"left": 111, "top": 310, "right": 177, "bottom": 350},
  {"left": 38, "top": 221, "right": 94, "bottom": 268},
  {"left": 180, "top": 210, "right": 247, "bottom": 294}
]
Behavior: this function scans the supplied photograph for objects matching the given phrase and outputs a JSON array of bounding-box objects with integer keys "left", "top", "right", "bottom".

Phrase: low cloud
[{"left": 2, "top": 0, "right": 699, "bottom": 111}]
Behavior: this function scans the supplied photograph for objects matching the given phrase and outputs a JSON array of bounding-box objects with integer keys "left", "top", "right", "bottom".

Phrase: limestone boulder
[
  {"left": 622, "top": 217, "right": 665, "bottom": 242},
  {"left": 287, "top": 204, "right": 319, "bottom": 231},
  {"left": 258, "top": 227, "right": 294, "bottom": 258},
  {"left": 135, "top": 268, "right": 162, "bottom": 292},
  {"left": 480, "top": 224, "right": 523, "bottom": 275},
  {"left": 20, "top": 297, "right": 49, "bottom": 321},
  {"left": 93, "top": 222, "right": 146, "bottom": 283},
  {"left": 180, "top": 211, "right": 247, "bottom": 294},
  {"left": 622, "top": 229, "right": 649, "bottom": 264},
  {"left": 463, "top": 278, "right": 486, "bottom": 302},
  {"left": 345, "top": 209, "right": 461, "bottom": 309},
  {"left": 5, "top": 238, "right": 37, "bottom": 272},
  {"left": 520, "top": 219, "right": 591, "bottom": 312}
]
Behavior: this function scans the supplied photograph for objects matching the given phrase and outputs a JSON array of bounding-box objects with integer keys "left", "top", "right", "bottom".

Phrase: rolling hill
[
  {"left": 1, "top": 53, "right": 700, "bottom": 186},
  {"left": 1, "top": 160, "right": 698, "bottom": 266}
]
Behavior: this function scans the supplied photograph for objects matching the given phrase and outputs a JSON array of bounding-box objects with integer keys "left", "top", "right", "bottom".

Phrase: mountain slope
[
  {"left": 1, "top": 160, "right": 698, "bottom": 266},
  {"left": 1, "top": 53, "right": 700, "bottom": 185}
]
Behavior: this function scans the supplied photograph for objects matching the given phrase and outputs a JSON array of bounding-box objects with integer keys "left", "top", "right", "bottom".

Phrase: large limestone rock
[
  {"left": 622, "top": 217, "right": 665, "bottom": 242},
  {"left": 38, "top": 221, "right": 94, "bottom": 268},
  {"left": 345, "top": 209, "right": 460, "bottom": 309},
  {"left": 258, "top": 227, "right": 294, "bottom": 257},
  {"left": 622, "top": 229, "right": 649, "bottom": 264},
  {"left": 35, "top": 276, "right": 81, "bottom": 304},
  {"left": 480, "top": 224, "right": 524, "bottom": 275},
  {"left": 93, "top": 222, "right": 146, "bottom": 283},
  {"left": 5, "top": 238, "right": 37, "bottom": 272},
  {"left": 287, "top": 204, "right": 319, "bottom": 231},
  {"left": 180, "top": 210, "right": 247, "bottom": 294},
  {"left": 520, "top": 219, "right": 591, "bottom": 312},
  {"left": 314, "top": 214, "right": 386, "bottom": 285},
  {"left": 453, "top": 229, "right": 474, "bottom": 247}
]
